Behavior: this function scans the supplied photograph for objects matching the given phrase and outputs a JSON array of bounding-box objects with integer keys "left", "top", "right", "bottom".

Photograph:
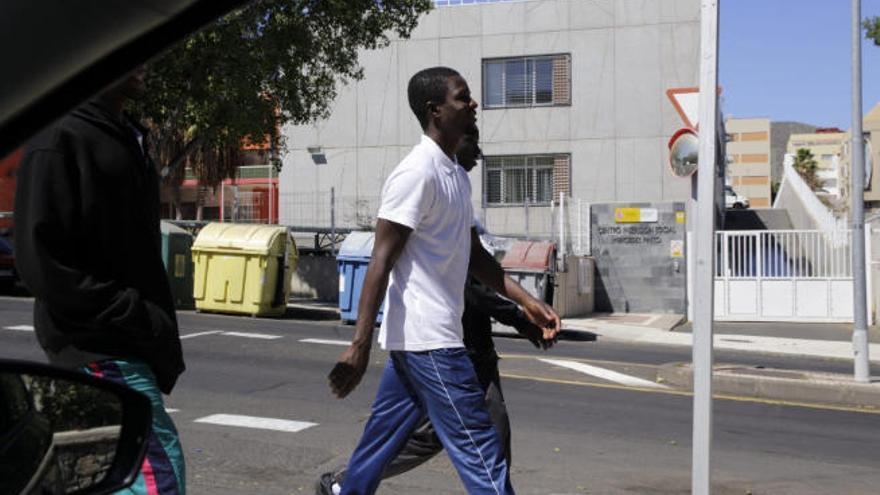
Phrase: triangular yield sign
[{"left": 666, "top": 87, "right": 700, "bottom": 129}]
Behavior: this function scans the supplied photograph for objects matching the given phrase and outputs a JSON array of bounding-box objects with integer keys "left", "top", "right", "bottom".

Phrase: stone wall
[
  {"left": 290, "top": 255, "right": 339, "bottom": 302},
  {"left": 590, "top": 202, "right": 687, "bottom": 313}
]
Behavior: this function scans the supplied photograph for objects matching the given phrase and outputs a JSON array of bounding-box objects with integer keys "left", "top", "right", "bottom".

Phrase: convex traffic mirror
[{"left": 668, "top": 128, "right": 699, "bottom": 178}]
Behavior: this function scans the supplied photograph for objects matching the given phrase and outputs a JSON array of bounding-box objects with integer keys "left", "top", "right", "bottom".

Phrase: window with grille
[
  {"left": 484, "top": 154, "right": 570, "bottom": 206},
  {"left": 482, "top": 54, "right": 571, "bottom": 109}
]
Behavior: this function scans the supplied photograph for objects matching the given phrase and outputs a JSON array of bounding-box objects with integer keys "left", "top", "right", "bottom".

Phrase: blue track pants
[{"left": 341, "top": 348, "right": 513, "bottom": 495}]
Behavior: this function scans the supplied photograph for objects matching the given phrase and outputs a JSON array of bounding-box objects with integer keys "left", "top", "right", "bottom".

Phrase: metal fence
[
  {"left": 279, "top": 190, "right": 379, "bottom": 230},
  {"left": 715, "top": 230, "right": 853, "bottom": 279}
]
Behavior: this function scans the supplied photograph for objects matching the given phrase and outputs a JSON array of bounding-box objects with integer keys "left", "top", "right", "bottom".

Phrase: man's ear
[{"left": 426, "top": 101, "right": 440, "bottom": 121}]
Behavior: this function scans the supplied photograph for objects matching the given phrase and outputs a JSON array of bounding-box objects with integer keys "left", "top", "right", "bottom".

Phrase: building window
[
  {"left": 482, "top": 54, "right": 571, "bottom": 109},
  {"left": 484, "top": 154, "right": 570, "bottom": 205}
]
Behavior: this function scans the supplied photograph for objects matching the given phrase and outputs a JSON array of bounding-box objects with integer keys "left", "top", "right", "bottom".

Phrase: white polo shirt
[{"left": 376, "top": 135, "right": 473, "bottom": 351}]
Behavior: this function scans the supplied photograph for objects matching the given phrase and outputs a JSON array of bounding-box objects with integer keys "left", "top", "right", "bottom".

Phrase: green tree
[
  {"left": 864, "top": 16, "right": 880, "bottom": 45},
  {"left": 770, "top": 180, "right": 780, "bottom": 203},
  {"left": 136, "top": 0, "right": 432, "bottom": 211},
  {"left": 792, "top": 148, "right": 822, "bottom": 190}
]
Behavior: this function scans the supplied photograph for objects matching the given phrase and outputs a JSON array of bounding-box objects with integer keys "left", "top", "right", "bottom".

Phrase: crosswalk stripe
[
  {"left": 4, "top": 325, "right": 34, "bottom": 331},
  {"left": 538, "top": 358, "right": 669, "bottom": 389},
  {"left": 180, "top": 331, "right": 223, "bottom": 339},
  {"left": 194, "top": 414, "right": 317, "bottom": 433},
  {"left": 300, "top": 338, "right": 350, "bottom": 346},
  {"left": 165, "top": 408, "right": 179, "bottom": 413},
  {"left": 222, "top": 331, "right": 282, "bottom": 340}
]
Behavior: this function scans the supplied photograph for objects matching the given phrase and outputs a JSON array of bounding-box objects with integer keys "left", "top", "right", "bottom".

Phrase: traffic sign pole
[
  {"left": 851, "top": 0, "right": 871, "bottom": 382},
  {"left": 692, "top": 1, "right": 719, "bottom": 494}
]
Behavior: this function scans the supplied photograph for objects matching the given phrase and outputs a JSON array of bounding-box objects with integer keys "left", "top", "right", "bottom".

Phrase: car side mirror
[{"left": 0, "top": 359, "right": 152, "bottom": 495}]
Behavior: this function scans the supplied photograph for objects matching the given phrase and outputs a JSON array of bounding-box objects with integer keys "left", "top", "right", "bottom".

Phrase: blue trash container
[{"left": 337, "top": 232, "right": 385, "bottom": 325}]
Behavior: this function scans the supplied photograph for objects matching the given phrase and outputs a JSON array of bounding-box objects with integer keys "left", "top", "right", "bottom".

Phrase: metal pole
[
  {"left": 525, "top": 198, "right": 530, "bottom": 240},
  {"left": 586, "top": 202, "right": 592, "bottom": 256},
  {"left": 330, "top": 187, "right": 337, "bottom": 257},
  {"left": 577, "top": 198, "right": 583, "bottom": 254},
  {"left": 220, "top": 181, "right": 225, "bottom": 222},
  {"left": 866, "top": 227, "right": 874, "bottom": 326},
  {"left": 559, "top": 192, "right": 566, "bottom": 270},
  {"left": 852, "top": 0, "right": 871, "bottom": 382},
  {"left": 268, "top": 164, "right": 274, "bottom": 224},
  {"left": 693, "top": 1, "right": 719, "bottom": 493}
]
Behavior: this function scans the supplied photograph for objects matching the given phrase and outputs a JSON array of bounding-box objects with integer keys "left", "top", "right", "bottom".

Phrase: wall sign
[{"left": 615, "top": 207, "right": 659, "bottom": 223}]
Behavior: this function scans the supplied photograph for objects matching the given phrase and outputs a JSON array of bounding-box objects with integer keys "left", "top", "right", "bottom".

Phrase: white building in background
[{"left": 279, "top": 0, "right": 700, "bottom": 236}]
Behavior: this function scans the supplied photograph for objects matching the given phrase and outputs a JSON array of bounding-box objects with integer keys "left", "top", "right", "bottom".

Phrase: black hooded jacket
[
  {"left": 461, "top": 275, "right": 535, "bottom": 364},
  {"left": 14, "top": 100, "right": 184, "bottom": 393}
]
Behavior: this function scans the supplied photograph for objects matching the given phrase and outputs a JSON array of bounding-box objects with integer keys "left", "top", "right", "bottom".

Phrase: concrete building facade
[
  {"left": 279, "top": 0, "right": 701, "bottom": 236},
  {"left": 725, "top": 117, "right": 771, "bottom": 208}
]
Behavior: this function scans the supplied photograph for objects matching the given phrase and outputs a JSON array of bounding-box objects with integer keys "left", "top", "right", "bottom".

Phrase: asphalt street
[{"left": 1, "top": 296, "right": 879, "bottom": 494}]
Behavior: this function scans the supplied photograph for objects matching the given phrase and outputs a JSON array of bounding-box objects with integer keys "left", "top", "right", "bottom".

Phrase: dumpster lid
[
  {"left": 338, "top": 231, "right": 374, "bottom": 258},
  {"left": 160, "top": 220, "right": 190, "bottom": 236},
  {"left": 500, "top": 241, "right": 556, "bottom": 271},
  {"left": 192, "top": 223, "right": 288, "bottom": 254}
]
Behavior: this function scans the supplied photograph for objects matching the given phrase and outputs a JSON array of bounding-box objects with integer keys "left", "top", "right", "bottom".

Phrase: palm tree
[{"left": 792, "top": 148, "right": 822, "bottom": 190}]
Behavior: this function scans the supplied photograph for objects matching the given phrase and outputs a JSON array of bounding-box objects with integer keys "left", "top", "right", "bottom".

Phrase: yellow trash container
[{"left": 191, "top": 223, "right": 297, "bottom": 317}]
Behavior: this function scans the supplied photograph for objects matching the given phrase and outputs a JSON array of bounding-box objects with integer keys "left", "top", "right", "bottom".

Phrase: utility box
[
  {"left": 553, "top": 255, "right": 595, "bottom": 318},
  {"left": 191, "top": 223, "right": 296, "bottom": 317},
  {"left": 501, "top": 241, "right": 557, "bottom": 306},
  {"left": 337, "top": 232, "right": 384, "bottom": 325},
  {"left": 160, "top": 221, "right": 195, "bottom": 310}
]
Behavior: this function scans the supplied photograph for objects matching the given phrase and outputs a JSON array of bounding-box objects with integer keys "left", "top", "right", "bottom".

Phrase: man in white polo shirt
[{"left": 328, "top": 67, "right": 560, "bottom": 495}]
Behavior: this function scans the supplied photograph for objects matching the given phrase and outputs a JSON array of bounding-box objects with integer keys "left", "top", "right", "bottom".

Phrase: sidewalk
[
  {"left": 564, "top": 313, "right": 880, "bottom": 410},
  {"left": 657, "top": 362, "right": 880, "bottom": 410},
  {"left": 563, "top": 313, "right": 880, "bottom": 363}
]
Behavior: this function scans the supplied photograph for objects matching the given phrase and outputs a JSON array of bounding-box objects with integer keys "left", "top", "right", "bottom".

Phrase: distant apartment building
[
  {"left": 159, "top": 144, "right": 279, "bottom": 223},
  {"left": 838, "top": 102, "right": 880, "bottom": 207},
  {"left": 279, "top": 0, "right": 700, "bottom": 236},
  {"left": 786, "top": 129, "right": 846, "bottom": 197},
  {"left": 725, "top": 117, "right": 771, "bottom": 208}
]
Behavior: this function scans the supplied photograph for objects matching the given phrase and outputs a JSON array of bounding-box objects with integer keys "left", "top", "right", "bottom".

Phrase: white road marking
[
  {"left": 222, "top": 331, "right": 282, "bottom": 340},
  {"left": 299, "top": 338, "right": 350, "bottom": 346},
  {"left": 539, "top": 358, "right": 669, "bottom": 389},
  {"left": 165, "top": 408, "right": 179, "bottom": 413},
  {"left": 194, "top": 414, "right": 317, "bottom": 433},
  {"left": 180, "top": 330, "right": 223, "bottom": 339},
  {"left": 3, "top": 325, "right": 34, "bottom": 331}
]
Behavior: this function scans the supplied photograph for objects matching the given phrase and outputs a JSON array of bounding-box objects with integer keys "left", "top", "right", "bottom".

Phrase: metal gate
[{"left": 714, "top": 230, "right": 855, "bottom": 322}]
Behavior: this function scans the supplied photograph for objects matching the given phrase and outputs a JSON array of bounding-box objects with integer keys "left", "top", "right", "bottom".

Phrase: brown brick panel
[
  {"left": 552, "top": 55, "right": 571, "bottom": 105},
  {"left": 553, "top": 155, "right": 570, "bottom": 198}
]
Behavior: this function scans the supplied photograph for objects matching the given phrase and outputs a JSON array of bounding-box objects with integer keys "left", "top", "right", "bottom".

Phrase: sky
[{"left": 720, "top": 0, "right": 880, "bottom": 129}]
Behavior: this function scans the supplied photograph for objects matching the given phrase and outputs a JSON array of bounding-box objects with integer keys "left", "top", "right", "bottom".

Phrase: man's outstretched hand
[
  {"left": 522, "top": 299, "right": 561, "bottom": 343},
  {"left": 329, "top": 343, "right": 371, "bottom": 398},
  {"left": 517, "top": 321, "right": 557, "bottom": 350}
]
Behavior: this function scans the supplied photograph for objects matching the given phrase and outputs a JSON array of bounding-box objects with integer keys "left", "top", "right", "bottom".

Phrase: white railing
[
  {"left": 279, "top": 191, "right": 379, "bottom": 230},
  {"left": 715, "top": 230, "right": 852, "bottom": 279},
  {"left": 778, "top": 155, "right": 848, "bottom": 236},
  {"left": 276, "top": 189, "right": 595, "bottom": 253}
]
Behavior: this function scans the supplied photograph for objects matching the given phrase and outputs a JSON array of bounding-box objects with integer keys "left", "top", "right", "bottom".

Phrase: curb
[
  {"left": 285, "top": 302, "right": 340, "bottom": 321},
  {"left": 657, "top": 362, "right": 880, "bottom": 410}
]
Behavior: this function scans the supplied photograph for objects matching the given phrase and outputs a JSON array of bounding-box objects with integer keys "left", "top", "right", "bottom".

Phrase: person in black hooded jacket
[{"left": 14, "top": 67, "right": 187, "bottom": 494}]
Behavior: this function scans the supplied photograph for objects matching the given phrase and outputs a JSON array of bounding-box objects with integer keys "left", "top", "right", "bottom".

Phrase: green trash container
[{"left": 160, "top": 221, "right": 195, "bottom": 309}]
